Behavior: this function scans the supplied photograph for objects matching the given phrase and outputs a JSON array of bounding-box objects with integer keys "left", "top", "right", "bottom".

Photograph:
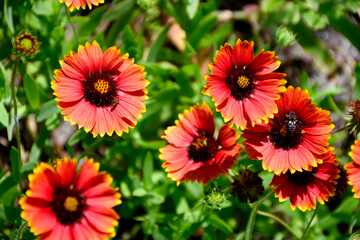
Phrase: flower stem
[
  {"left": 15, "top": 221, "right": 28, "bottom": 240},
  {"left": 78, "top": 137, "right": 102, "bottom": 161},
  {"left": 330, "top": 126, "right": 347, "bottom": 135},
  {"left": 256, "top": 210, "right": 300, "bottom": 239},
  {"left": 301, "top": 207, "right": 318, "bottom": 240},
  {"left": 64, "top": 4, "right": 80, "bottom": 45},
  {"left": 242, "top": 191, "right": 273, "bottom": 240},
  {"left": 10, "top": 56, "right": 23, "bottom": 193}
]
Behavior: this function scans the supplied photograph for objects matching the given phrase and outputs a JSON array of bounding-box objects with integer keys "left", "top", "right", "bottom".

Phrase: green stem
[
  {"left": 78, "top": 137, "right": 102, "bottom": 161},
  {"left": 64, "top": 4, "right": 80, "bottom": 45},
  {"left": 242, "top": 191, "right": 273, "bottom": 240},
  {"left": 15, "top": 221, "right": 28, "bottom": 240},
  {"left": 257, "top": 210, "right": 300, "bottom": 239},
  {"left": 301, "top": 207, "right": 318, "bottom": 240},
  {"left": 10, "top": 56, "right": 23, "bottom": 193}
]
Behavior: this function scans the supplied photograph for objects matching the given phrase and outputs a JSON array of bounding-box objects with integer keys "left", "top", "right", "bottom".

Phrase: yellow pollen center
[
  {"left": 63, "top": 196, "right": 79, "bottom": 212},
  {"left": 94, "top": 79, "right": 109, "bottom": 94},
  {"left": 237, "top": 76, "right": 250, "bottom": 88},
  {"left": 280, "top": 125, "right": 287, "bottom": 137},
  {"left": 192, "top": 137, "right": 207, "bottom": 150},
  {"left": 20, "top": 38, "right": 33, "bottom": 50}
]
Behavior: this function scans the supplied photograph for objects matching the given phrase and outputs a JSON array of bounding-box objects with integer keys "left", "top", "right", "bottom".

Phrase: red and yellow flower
[
  {"left": 19, "top": 158, "right": 121, "bottom": 240},
  {"left": 242, "top": 86, "right": 334, "bottom": 175},
  {"left": 60, "top": 0, "right": 105, "bottom": 11},
  {"left": 52, "top": 41, "right": 149, "bottom": 137},
  {"left": 203, "top": 39, "right": 286, "bottom": 129},
  {"left": 270, "top": 147, "right": 339, "bottom": 211},
  {"left": 345, "top": 140, "right": 360, "bottom": 198},
  {"left": 160, "top": 102, "right": 241, "bottom": 185}
]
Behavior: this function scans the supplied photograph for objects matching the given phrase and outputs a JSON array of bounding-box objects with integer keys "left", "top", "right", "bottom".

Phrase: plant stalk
[
  {"left": 10, "top": 56, "right": 23, "bottom": 193},
  {"left": 301, "top": 207, "right": 318, "bottom": 240},
  {"left": 64, "top": 4, "right": 80, "bottom": 45}
]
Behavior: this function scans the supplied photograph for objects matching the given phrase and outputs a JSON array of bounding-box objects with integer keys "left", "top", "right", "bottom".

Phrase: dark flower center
[
  {"left": 287, "top": 169, "right": 316, "bottom": 185},
  {"left": 51, "top": 186, "right": 86, "bottom": 225},
  {"left": 269, "top": 112, "right": 305, "bottom": 150},
  {"left": 226, "top": 66, "right": 255, "bottom": 101},
  {"left": 83, "top": 71, "right": 119, "bottom": 108},
  {"left": 188, "top": 133, "right": 219, "bottom": 162}
]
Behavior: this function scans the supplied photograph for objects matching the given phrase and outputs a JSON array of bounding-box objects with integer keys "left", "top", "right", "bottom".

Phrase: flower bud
[
  {"left": 231, "top": 169, "right": 264, "bottom": 203},
  {"left": 14, "top": 32, "right": 39, "bottom": 57}
]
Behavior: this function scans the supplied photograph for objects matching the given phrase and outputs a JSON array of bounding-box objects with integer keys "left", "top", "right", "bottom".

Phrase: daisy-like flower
[
  {"left": 159, "top": 102, "right": 241, "bottom": 185},
  {"left": 242, "top": 86, "right": 334, "bottom": 175},
  {"left": 345, "top": 140, "right": 360, "bottom": 198},
  {"left": 203, "top": 39, "right": 286, "bottom": 129},
  {"left": 270, "top": 147, "right": 339, "bottom": 211},
  {"left": 19, "top": 158, "right": 121, "bottom": 240},
  {"left": 52, "top": 41, "right": 149, "bottom": 137},
  {"left": 60, "top": 0, "right": 105, "bottom": 11}
]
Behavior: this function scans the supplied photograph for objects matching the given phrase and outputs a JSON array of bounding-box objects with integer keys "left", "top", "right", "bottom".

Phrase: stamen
[
  {"left": 237, "top": 76, "right": 250, "bottom": 88},
  {"left": 192, "top": 136, "right": 207, "bottom": 150},
  {"left": 94, "top": 79, "right": 109, "bottom": 94},
  {"left": 280, "top": 125, "right": 287, "bottom": 137},
  {"left": 63, "top": 196, "right": 79, "bottom": 212}
]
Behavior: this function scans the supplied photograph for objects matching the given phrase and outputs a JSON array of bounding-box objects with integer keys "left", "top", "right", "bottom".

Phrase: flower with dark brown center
[
  {"left": 203, "top": 39, "right": 287, "bottom": 129},
  {"left": 270, "top": 147, "right": 339, "bottom": 211},
  {"left": 231, "top": 169, "right": 264, "bottom": 203},
  {"left": 242, "top": 86, "right": 334, "bottom": 175},
  {"left": 160, "top": 102, "right": 242, "bottom": 185}
]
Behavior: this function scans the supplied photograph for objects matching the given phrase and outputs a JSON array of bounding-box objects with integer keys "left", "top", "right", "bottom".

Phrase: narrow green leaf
[
  {"left": 23, "top": 74, "right": 40, "bottom": 109},
  {"left": 143, "top": 152, "right": 153, "bottom": 190},
  {"left": 29, "top": 126, "right": 49, "bottom": 162},
  {"left": 0, "top": 62, "right": 6, "bottom": 94},
  {"left": 292, "top": 22, "right": 335, "bottom": 73},
  {"left": 103, "top": 0, "right": 135, "bottom": 22},
  {"left": 147, "top": 25, "right": 171, "bottom": 62},
  {"left": 355, "top": 63, "right": 360, "bottom": 99},
  {"left": 10, "top": 147, "right": 20, "bottom": 183},
  {"left": 4, "top": 0, "right": 15, "bottom": 34},
  {"left": 186, "top": 0, "right": 199, "bottom": 19},
  {"left": 65, "top": 144, "right": 75, "bottom": 159},
  {"left": 36, "top": 100, "right": 61, "bottom": 122},
  {"left": 68, "top": 129, "right": 87, "bottom": 146},
  {"left": 0, "top": 102, "right": 9, "bottom": 127},
  {"left": 71, "top": 16, "right": 90, "bottom": 24},
  {"left": 208, "top": 214, "right": 234, "bottom": 235}
]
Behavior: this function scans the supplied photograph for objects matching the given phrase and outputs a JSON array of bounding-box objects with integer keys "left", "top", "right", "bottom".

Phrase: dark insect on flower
[{"left": 285, "top": 112, "right": 301, "bottom": 134}]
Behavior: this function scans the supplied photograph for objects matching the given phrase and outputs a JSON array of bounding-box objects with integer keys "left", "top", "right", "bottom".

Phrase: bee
[{"left": 285, "top": 112, "right": 301, "bottom": 134}]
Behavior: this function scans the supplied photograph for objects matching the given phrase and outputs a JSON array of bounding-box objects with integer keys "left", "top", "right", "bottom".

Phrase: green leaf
[
  {"left": 355, "top": 63, "right": 360, "bottom": 99},
  {"left": 0, "top": 62, "right": 7, "bottom": 96},
  {"left": 261, "top": 0, "right": 285, "bottom": 13},
  {"left": 10, "top": 147, "right": 20, "bottom": 183},
  {"left": 103, "top": 0, "right": 135, "bottom": 22},
  {"left": 71, "top": 16, "right": 90, "bottom": 24},
  {"left": 186, "top": 0, "right": 199, "bottom": 19},
  {"left": 208, "top": 214, "right": 234, "bottom": 235},
  {"left": 36, "top": 100, "right": 61, "bottom": 122},
  {"left": 0, "top": 102, "right": 9, "bottom": 127},
  {"left": 68, "top": 129, "right": 87, "bottom": 146},
  {"left": 32, "top": 1, "right": 55, "bottom": 16},
  {"left": 292, "top": 22, "right": 335, "bottom": 73},
  {"left": 153, "top": 86, "right": 180, "bottom": 103},
  {"left": 65, "top": 144, "right": 75, "bottom": 159},
  {"left": 133, "top": 188, "right": 147, "bottom": 197},
  {"left": 4, "top": 0, "right": 14, "bottom": 34},
  {"left": 23, "top": 74, "right": 40, "bottom": 109},
  {"left": 143, "top": 152, "right": 153, "bottom": 190},
  {"left": 147, "top": 25, "right": 171, "bottom": 62},
  {"left": 275, "top": 26, "right": 296, "bottom": 46},
  {"left": 302, "top": 10, "right": 327, "bottom": 30},
  {"left": 29, "top": 126, "right": 49, "bottom": 162}
]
